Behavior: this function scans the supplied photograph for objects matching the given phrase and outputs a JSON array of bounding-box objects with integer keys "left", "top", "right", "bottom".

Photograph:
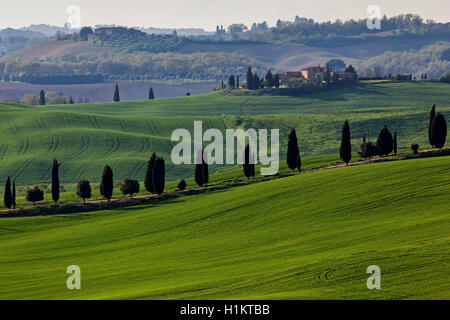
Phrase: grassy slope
[
  {"left": 0, "top": 156, "right": 448, "bottom": 299},
  {"left": 0, "top": 82, "right": 448, "bottom": 185}
]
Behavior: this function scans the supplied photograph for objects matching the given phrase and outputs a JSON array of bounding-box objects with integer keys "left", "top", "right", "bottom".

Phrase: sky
[{"left": 0, "top": 0, "right": 449, "bottom": 31}]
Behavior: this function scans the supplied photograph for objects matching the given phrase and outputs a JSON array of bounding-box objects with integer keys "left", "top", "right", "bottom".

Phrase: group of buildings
[{"left": 277, "top": 65, "right": 355, "bottom": 84}]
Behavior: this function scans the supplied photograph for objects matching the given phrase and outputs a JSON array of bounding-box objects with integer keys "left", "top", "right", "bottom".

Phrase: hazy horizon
[{"left": 0, "top": 0, "right": 449, "bottom": 31}]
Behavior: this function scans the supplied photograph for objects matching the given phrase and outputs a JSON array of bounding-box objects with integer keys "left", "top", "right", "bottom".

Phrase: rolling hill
[
  {"left": 0, "top": 81, "right": 448, "bottom": 185},
  {"left": 0, "top": 155, "right": 448, "bottom": 299}
]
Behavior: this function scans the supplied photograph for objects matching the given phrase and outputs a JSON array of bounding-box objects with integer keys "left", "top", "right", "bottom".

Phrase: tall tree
[
  {"left": 12, "top": 180, "right": 16, "bottom": 210},
  {"left": 113, "top": 84, "right": 120, "bottom": 102},
  {"left": 152, "top": 157, "right": 165, "bottom": 195},
  {"left": 202, "top": 152, "right": 209, "bottom": 186},
  {"left": 228, "top": 75, "right": 235, "bottom": 88},
  {"left": 243, "top": 144, "right": 252, "bottom": 179},
  {"left": 144, "top": 153, "right": 156, "bottom": 193},
  {"left": 39, "top": 90, "right": 46, "bottom": 105},
  {"left": 429, "top": 104, "right": 436, "bottom": 147},
  {"left": 246, "top": 66, "right": 253, "bottom": 90},
  {"left": 236, "top": 76, "right": 240, "bottom": 89},
  {"left": 273, "top": 74, "right": 280, "bottom": 88},
  {"left": 76, "top": 180, "right": 91, "bottom": 204},
  {"left": 394, "top": 131, "right": 398, "bottom": 156},
  {"left": 51, "top": 158, "right": 61, "bottom": 204},
  {"left": 430, "top": 112, "right": 447, "bottom": 149},
  {"left": 265, "top": 70, "right": 274, "bottom": 87},
  {"left": 340, "top": 120, "right": 352, "bottom": 165},
  {"left": 3, "top": 176, "right": 12, "bottom": 209},
  {"left": 253, "top": 74, "right": 260, "bottom": 89},
  {"left": 100, "top": 165, "right": 114, "bottom": 202},
  {"left": 286, "top": 128, "right": 300, "bottom": 171},
  {"left": 149, "top": 87, "right": 155, "bottom": 100},
  {"left": 376, "top": 125, "right": 394, "bottom": 156},
  {"left": 195, "top": 150, "right": 204, "bottom": 187}
]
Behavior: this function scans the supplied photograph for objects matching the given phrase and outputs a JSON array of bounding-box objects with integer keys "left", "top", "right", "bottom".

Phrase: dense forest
[
  {"left": 0, "top": 51, "right": 267, "bottom": 82},
  {"left": 357, "top": 42, "right": 450, "bottom": 78}
]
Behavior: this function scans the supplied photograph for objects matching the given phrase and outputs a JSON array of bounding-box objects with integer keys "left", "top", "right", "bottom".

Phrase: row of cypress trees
[
  {"left": 3, "top": 153, "right": 167, "bottom": 209},
  {"left": 113, "top": 84, "right": 155, "bottom": 102},
  {"left": 340, "top": 104, "right": 447, "bottom": 165}
]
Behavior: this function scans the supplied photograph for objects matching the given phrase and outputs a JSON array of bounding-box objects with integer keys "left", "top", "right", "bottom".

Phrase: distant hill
[
  {"left": 20, "top": 24, "right": 78, "bottom": 37},
  {"left": 0, "top": 40, "right": 111, "bottom": 62},
  {"left": 357, "top": 42, "right": 450, "bottom": 78}
]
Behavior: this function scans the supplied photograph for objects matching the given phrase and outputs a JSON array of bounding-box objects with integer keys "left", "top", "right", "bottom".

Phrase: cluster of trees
[
  {"left": 339, "top": 105, "right": 447, "bottom": 165},
  {"left": 21, "top": 90, "right": 76, "bottom": 105},
  {"left": 245, "top": 67, "right": 280, "bottom": 90},
  {"left": 0, "top": 52, "right": 267, "bottom": 83},
  {"left": 3, "top": 152, "right": 167, "bottom": 208},
  {"left": 194, "top": 150, "right": 209, "bottom": 187},
  {"left": 245, "top": 14, "right": 450, "bottom": 46},
  {"left": 60, "top": 26, "right": 185, "bottom": 54}
]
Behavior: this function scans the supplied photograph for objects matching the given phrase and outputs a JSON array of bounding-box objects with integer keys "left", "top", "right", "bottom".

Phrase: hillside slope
[
  {"left": 0, "top": 82, "right": 448, "bottom": 184},
  {"left": 0, "top": 40, "right": 111, "bottom": 63},
  {"left": 0, "top": 156, "right": 448, "bottom": 299}
]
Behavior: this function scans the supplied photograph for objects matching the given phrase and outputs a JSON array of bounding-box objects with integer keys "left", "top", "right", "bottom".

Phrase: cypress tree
[
  {"left": 265, "top": 70, "right": 274, "bottom": 87},
  {"left": 228, "top": 75, "right": 235, "bottom": 88},
  {"left": 236, "top": 76, "right": 240, "bottom": 89},
  {"left": 12, "top": 180, "right": 16, "bottom": 210},
  {"left": 253, "top": 74, "right": 260, "bottom": 89},
  {"left": 4, "top": 176, "right": 12, "bottom": 209},
  {"left": 152, "top": 157, "right": 165, "bottom": 195},
  {"left": 243, "top": 144, "right": 252, "bottom": 179},
  {"left": 113, "top": 84, "right": 120, "bottom": 102},
  {"left": 394, "top": 131, "right": 398, "bottom": 156},
  {"left": 99, "top": 165, "right": 114, "bottom": 202},
  {"left": 376, "top": 125, "right": 394, "bottom": 156},
  {"left": 430, "top": 113, "right": 447, "bottom": 149},
  {"left": 149, "top": 87, "right": 155, "bottom": 100},
  {"left": 195, "top": 150, "right": 204, "bottom": 187},
  {"left": 144, "top": 153, "right": 156, "bottom": 193},
  {"left": 246, "top": 66, "right": 253, "bottom": 90},
  {"left": 286, "top": 128, "right": 300, "bottom": 171},
  {"left": 202, "top": 152, "right": 209, "bottom": 186},
  {"left": 340, "top": 120, "right": 352, "bottom": 165},
  {"left": 39, "top": 90, "right": 46, "bottom": 105},
  {"left": 429, "top": 104, "right": 436, "bottom": 147},
  {"left": 51, "top": 158, "right": 60, "bottom": 204}
]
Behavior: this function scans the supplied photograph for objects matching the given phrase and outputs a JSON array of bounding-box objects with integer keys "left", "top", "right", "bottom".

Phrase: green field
[
  {"left": 0, "top": 81, "right": 448, "bottom": 186},
  {"left": 0, "top": 156, "right": 448, "bottom": 299}
]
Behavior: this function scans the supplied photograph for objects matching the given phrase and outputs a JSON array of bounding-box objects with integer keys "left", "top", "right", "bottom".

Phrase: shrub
[
  {"left": 411, "top": 144, "right": 419, "bottom": 154},
  {"left": 121, "top": 179, "right": 140, "bottom": 198},
  {"left": 26, "top": 187, "right": 44, "bottom": 206},
  {"left": 77, "top": 180, "right": 92, "bottom": 204},
  {"left": 178, "top": 180, "right": 187, "bottom": 191}
]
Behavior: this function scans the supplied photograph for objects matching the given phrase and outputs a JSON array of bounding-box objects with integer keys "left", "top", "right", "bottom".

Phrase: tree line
[
  {"left": 339, "top": 105, "right": 447, "bottom": 165},
  {"left": 2, "top": 105, "right": 447, "bottom": 209}
]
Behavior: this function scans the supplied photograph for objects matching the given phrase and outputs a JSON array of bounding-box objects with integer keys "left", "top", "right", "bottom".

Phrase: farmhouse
[
  {"left": 300, "top": 65, "right": 325, "bottom": 80},
  {"left": 277, "top": 65, "right": 325, "bottom": 84}
]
